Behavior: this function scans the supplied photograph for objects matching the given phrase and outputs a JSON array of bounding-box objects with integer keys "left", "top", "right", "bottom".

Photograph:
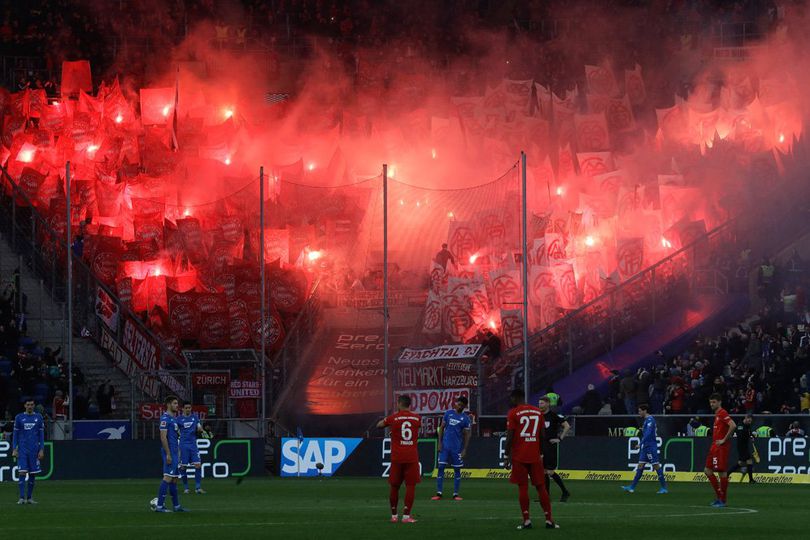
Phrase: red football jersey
[
  {"left": 712, "top": 407, "right": 732, "bottom": 442},
  {"left": 507, "top": 404, "right": 544, "bottom": 463},
  {"left": 384, "top": 410, "right": 422, "bottom": 463}
]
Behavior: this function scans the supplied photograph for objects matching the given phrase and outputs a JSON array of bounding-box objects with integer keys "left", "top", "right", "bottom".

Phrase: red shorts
[
  {"left": 388, "top": 462, "right": 421, "bottom": 486},
  {"left": 705, "top": 443, "right": 730, "bottom": 472},
  {"left": 510, "top": 461, "right": 546, "bottom": 486}
]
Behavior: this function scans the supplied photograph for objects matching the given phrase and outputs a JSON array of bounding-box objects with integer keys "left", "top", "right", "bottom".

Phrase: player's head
[
  {"left": 538, "top": 395, "right": 550, "bottom": 412},
  {"left": 510, "top": 388, "right": 525, "bottom": 407},
  {"left": 709, "top": 393, "right": 722, "bottom": 411},
  {"left": 165, "top": 395, "right": 179, "bottom": 413},
  {"left": 744, "top": 413, "right": 753, "bottom": 425},
  {"left": 24, "top": 398, "right": 35, "bottom": 413},
  {"left": 455, "top": 395, "right": 468, "bottom": 413},
  {"left": 182, "top": 401, "right": 193, "bottom": 415},
  {"left": 637, "top": 404, "right": 649, "bottom": 418},
  {"left": 397, "top": 394, "right": 412, "bottom": 411}
]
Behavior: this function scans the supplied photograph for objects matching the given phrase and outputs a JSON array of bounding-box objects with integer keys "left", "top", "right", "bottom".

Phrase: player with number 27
[{"left": 378, "top": 395, "right": 422, "bottom": 524}]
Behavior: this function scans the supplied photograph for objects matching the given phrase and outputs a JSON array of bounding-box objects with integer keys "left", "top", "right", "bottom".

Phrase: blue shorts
[
  {"left": 180, "top": 445, "right": 201, "bottom": 466},
  {"left": 438, "top": 448, "right": 463, "bottom": 468},
  {"left": 162, "top": 448, "right": 181, "bottom": 478},
  {"left": 17, "top": 449, "right": 41, "bottom": 474},
  {"left": 639, "top": 445, "right": 660, "bottom": 465}
]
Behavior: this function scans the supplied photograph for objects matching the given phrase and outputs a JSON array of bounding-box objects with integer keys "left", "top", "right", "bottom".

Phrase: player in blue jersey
[
  {"left": 622, "top": 404, "right": 668, "bottom": 494},
  {"left": 154, "top": 395, "right": 188, "bottom": 512},
  {"left": 179, "top": 401, "right": 206, "bottom": 494},
  {"left": 431, "top": 396, "right": 471, "bottom": 501},
  {"left": 12, "top": 398, "right": 45, "bottom": 504}
]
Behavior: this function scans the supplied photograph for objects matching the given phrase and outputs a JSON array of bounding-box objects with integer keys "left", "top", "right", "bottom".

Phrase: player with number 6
[{"left": 377, "top": 395, "right": 422, "bottom": 523}]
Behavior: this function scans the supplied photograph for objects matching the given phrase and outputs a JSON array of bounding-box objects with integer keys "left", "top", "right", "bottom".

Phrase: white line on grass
[{"left": 1, "top": 505, "right": 758, "bottom": 532}]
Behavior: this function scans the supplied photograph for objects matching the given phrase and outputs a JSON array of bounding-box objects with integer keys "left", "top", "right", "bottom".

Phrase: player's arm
[
  {"left": 160, "top": 426, "right": 172, "bottom": 464},
  {"left": 37, "top": 417, "right": 45, "bottom": 459},
  {"left": 437, "top": 420, "right": 446, "bottom": 451},
  {"left": 375, "top": 415, "right": 390, "bottom": 429},
  {"left": 12, "top": 416, "right": 20, "bottom": 457},
  {"left": 461, "top": 426, "right": 471, "bottom": 458},
  {"left": 557, "top": 420, "right": 571, "bottom": 442},
  {"left": 718, "top": 418, "right": 737, "bottom": 445}
]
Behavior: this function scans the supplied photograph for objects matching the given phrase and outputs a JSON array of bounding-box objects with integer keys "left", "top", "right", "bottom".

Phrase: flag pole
[
  {"left": 520, "top": 152, "right": 530, "bottom": 400},
  {"left": 383, "top": 164, "right": 389, "bottom": 417},
  {"left": 259, "top": 167, "right": 266, "bottom": 437},
  {"left": 66, "top": 161, "right": 74, "bottom": 435}
]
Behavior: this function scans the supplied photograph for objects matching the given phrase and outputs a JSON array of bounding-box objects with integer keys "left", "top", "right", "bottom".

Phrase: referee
[
  {"left": 539, "top": 395, "right": 571, "bottom": 502},
  {"left": 729, "top": 414, "right": 756, "bottom": 483}
]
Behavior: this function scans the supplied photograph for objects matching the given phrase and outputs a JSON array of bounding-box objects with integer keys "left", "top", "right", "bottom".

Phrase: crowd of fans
[
  {"left": 577, "top": 247, "right": 810, "bottom": 417},
  {"left": 0, "top": 268, "right": 120, "bottom": 435}
]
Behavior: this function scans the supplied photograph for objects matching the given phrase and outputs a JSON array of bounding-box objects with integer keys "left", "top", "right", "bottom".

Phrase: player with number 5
[{"left": 377, "top": 395, "right": 422, "bottom": 524}]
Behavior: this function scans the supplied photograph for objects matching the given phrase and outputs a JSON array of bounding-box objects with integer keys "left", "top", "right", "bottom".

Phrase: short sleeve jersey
[
  {"left": 441, "top": 409, "right": 471, "bottom": 452},
  {"left": 13, "top": 412, "right": 44, "bottom": 452},
  {"left": 641, "top": 415, "right": 658, "bottom": 447},
  {"left": 179, "top": 414, "right": 200, "bottom": 446},
  {"left": 712, "top": 408, "right": 732, "bottom": 443},
  {"left": 543, "top": 411, "right": 566, "bottom": 442},
  {"left": 507, "top": 404, "right": 544, "bottom": 463},
  {"left": 384, "top": 410, "right": 422, "bottom": 463},
  {"left": 160, "top": 412, "right": 181, "bottom": 452},
  {"left": 736, "top": 423, "right": 753, "bottom": 452}
]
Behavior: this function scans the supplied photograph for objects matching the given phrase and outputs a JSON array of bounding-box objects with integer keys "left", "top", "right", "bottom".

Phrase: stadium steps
[{"left": 0, "top": 234, "right": 133, "bottom": 421}]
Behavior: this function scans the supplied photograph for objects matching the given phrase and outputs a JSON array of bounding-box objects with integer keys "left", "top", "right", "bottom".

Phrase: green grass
[{"left": 3, "top": 478, "right": 804, "bottom": 539}]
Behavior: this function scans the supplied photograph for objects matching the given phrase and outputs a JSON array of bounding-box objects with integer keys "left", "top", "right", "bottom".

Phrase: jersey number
[
  {"left": 519, "top": 416, "right": 539, "bottom": 438},
  {"left": 401, "top": 421, "right": 413, "bottom": 441}
]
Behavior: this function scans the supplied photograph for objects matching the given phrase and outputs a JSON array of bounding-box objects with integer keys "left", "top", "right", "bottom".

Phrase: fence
[{"left": 502, "top": 220, "right": 734, "bottom": 411}]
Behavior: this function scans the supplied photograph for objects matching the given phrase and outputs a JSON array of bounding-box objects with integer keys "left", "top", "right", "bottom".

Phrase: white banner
[
  {"left": 95, "top": 286, "right": 119, "bottom": 331},
  {"left": 99, "top": 328, "right": 159, "bottom": 398},
  {"left": 393, "top": 388, "right": 471, "bottom": 414},
  {"left": 398, "top": 344, "right": 482, "bottom": 364}
]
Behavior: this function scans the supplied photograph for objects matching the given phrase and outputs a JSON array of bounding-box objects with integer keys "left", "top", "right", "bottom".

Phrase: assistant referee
[
  {"left": 538, "top": 395, "right": 571, "bottom": 502},
  {"left": 729, "top": 414, "right": 756, "bottom": 483}
]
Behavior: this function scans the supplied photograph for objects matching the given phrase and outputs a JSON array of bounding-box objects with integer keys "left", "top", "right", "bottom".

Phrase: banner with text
[
  {"left": 394, "top": 388, "right": 471, "bottom": 415},
  {"left": 229, "top": 380, "right": 260, "bottom": 399}
]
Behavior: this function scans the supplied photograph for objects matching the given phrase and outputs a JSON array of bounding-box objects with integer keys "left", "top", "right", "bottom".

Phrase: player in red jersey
[
  {"left": 704, "top": 393, "right": 736, "bottom": 508},
  {"left": 505, "top": 389, "right": 559, "bottom": 530},
  {"left": 377, "top": 395, "right": 422, "bottom": 523}
]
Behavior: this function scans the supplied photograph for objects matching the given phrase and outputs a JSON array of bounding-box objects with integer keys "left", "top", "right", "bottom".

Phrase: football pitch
[{"left": 4, "top": 478, "right": 804, "bottom": 539}]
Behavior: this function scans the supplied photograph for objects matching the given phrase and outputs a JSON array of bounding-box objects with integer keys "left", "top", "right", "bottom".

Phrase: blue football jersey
[
  {"left": 178, "top": 414, "right": 200, "bottom": 446},
  {"left": 441, "top": 409, "right": 471, "bottom": 452},
  {"left": 13, "top": 412, "right": 44, "bottom": 452},
  {"left": 641, "top": 415, "right": 658, "bottom": 447},
  {"left": 160, "top": 412, "right": 180, "bottom": 451}
]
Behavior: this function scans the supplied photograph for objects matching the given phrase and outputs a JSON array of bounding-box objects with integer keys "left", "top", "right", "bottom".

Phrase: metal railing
[
  {"left": 568, "top": 414, "right": 810, "bottom": 439},
  {"left": 0, "top": 165, "right": 194, "bottom": 413},
  {"left": 486, "top": 221, "right": 734, "bottom": 412}
]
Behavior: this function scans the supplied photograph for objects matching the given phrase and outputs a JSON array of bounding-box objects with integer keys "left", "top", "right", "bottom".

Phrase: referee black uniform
[
  {"left": 542, "top": 411, "right": 565, "bottom": 470},
  {"left": 729, "top": 418, "right": 756, "bottom": 483},
  {"left": 541, "top": 407, "right": 571, "bottom": 501}
]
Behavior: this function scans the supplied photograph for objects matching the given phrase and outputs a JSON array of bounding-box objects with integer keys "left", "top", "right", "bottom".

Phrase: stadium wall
[
  {"left": 277, "top": 436, "right": 810, "bottom": 483},
  {"left": 0, "top": 438, "right": 264, "bottom": 482}
]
